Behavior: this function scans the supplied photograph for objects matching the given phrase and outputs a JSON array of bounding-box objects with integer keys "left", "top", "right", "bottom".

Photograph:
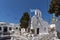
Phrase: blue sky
[{"left": 0, "top": 0, "right": 51, "bottom": 24}]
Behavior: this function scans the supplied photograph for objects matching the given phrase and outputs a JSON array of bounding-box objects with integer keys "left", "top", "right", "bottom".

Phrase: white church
[{"left": 30, "top": 9, "right": 49, "bottom": 35}]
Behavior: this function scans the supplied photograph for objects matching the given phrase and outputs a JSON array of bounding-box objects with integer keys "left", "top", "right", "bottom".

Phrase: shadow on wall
[{"left": 57, "top": 31, "right": 60, "bottom": 39}]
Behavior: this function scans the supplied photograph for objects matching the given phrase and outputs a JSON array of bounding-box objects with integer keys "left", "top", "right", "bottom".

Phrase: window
[
  {"left": 1, "top": 24, "right": 3, "bottom": 25},
  {"left": 9, "top": 27, "right": 12, "bottom": 30},
  {"left": 3, "top": 27, "right": 7, "bottom": 32},
  {"left": 0, "top": 27, "right": 1, "bottom": 30},
  {"left": 37, "top": 17, "right": 39, "bottom": 24},
  {"left": 16, "top": 27, "right": 18, "bottom": 29}
]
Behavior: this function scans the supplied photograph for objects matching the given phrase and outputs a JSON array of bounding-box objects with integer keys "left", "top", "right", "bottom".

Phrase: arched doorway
[
  {"left": 3, "top": 27, "right": 8, "bottom": 32},
  {"left": 37, "top": 28, "right": 39, "bottom": 34}
]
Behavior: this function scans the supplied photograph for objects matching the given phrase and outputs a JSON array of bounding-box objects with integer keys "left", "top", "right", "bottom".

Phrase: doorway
[
  {"left": 37, "top": 28, "right": 39, "bottom": 34},
  {"left": 3, "top": 27, "right": 8, "bottom": 32}
]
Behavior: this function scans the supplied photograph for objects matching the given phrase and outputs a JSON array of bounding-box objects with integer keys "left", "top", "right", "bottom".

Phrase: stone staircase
[
  {"left": 39, "top": 32, "right": 57, "bottom": 40},
  {"left": 14, "top": 30, "right": 20, "bottom": 36},
  {"left": 10, "top": 31, "right": 60, "bottom": 40}
]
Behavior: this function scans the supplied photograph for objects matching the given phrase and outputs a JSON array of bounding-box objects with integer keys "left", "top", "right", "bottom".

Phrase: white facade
[
  {"left": 31, "top": 9, "right": 49, "bottom": 35},
  {"left": 55, "top": 17, "right": 60, "bottom": 31},
  {"left": 0, "top": 22, "right": 20, "bottom": 33}
]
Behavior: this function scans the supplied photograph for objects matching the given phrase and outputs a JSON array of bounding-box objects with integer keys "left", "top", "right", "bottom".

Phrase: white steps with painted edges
[{"left": 14, "top": 30, "right": 20, "bottom": 36}]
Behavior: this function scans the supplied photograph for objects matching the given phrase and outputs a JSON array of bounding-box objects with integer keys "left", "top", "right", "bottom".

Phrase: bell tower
[{"left": 52, "top": 14, "right": 55, "bottom": 24}]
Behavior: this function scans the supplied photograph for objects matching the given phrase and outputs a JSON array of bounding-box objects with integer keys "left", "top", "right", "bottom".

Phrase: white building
[
  {"left": 0, "top": 22, "right": 20, "bottom": 34},
  {"left": 55, "top": 17, "right": 60, "bottom": 32},
  {"left": 31, "top": 9, "right": 49, "bottom": 35}
]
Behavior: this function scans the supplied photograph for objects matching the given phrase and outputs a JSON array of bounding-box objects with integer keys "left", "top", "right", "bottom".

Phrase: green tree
[
  {"left": 20, "top": 12, "right": 30, "bottom": 30},
  {"left": 48, "top": 0, "right": 60, "bottom": 17}
]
